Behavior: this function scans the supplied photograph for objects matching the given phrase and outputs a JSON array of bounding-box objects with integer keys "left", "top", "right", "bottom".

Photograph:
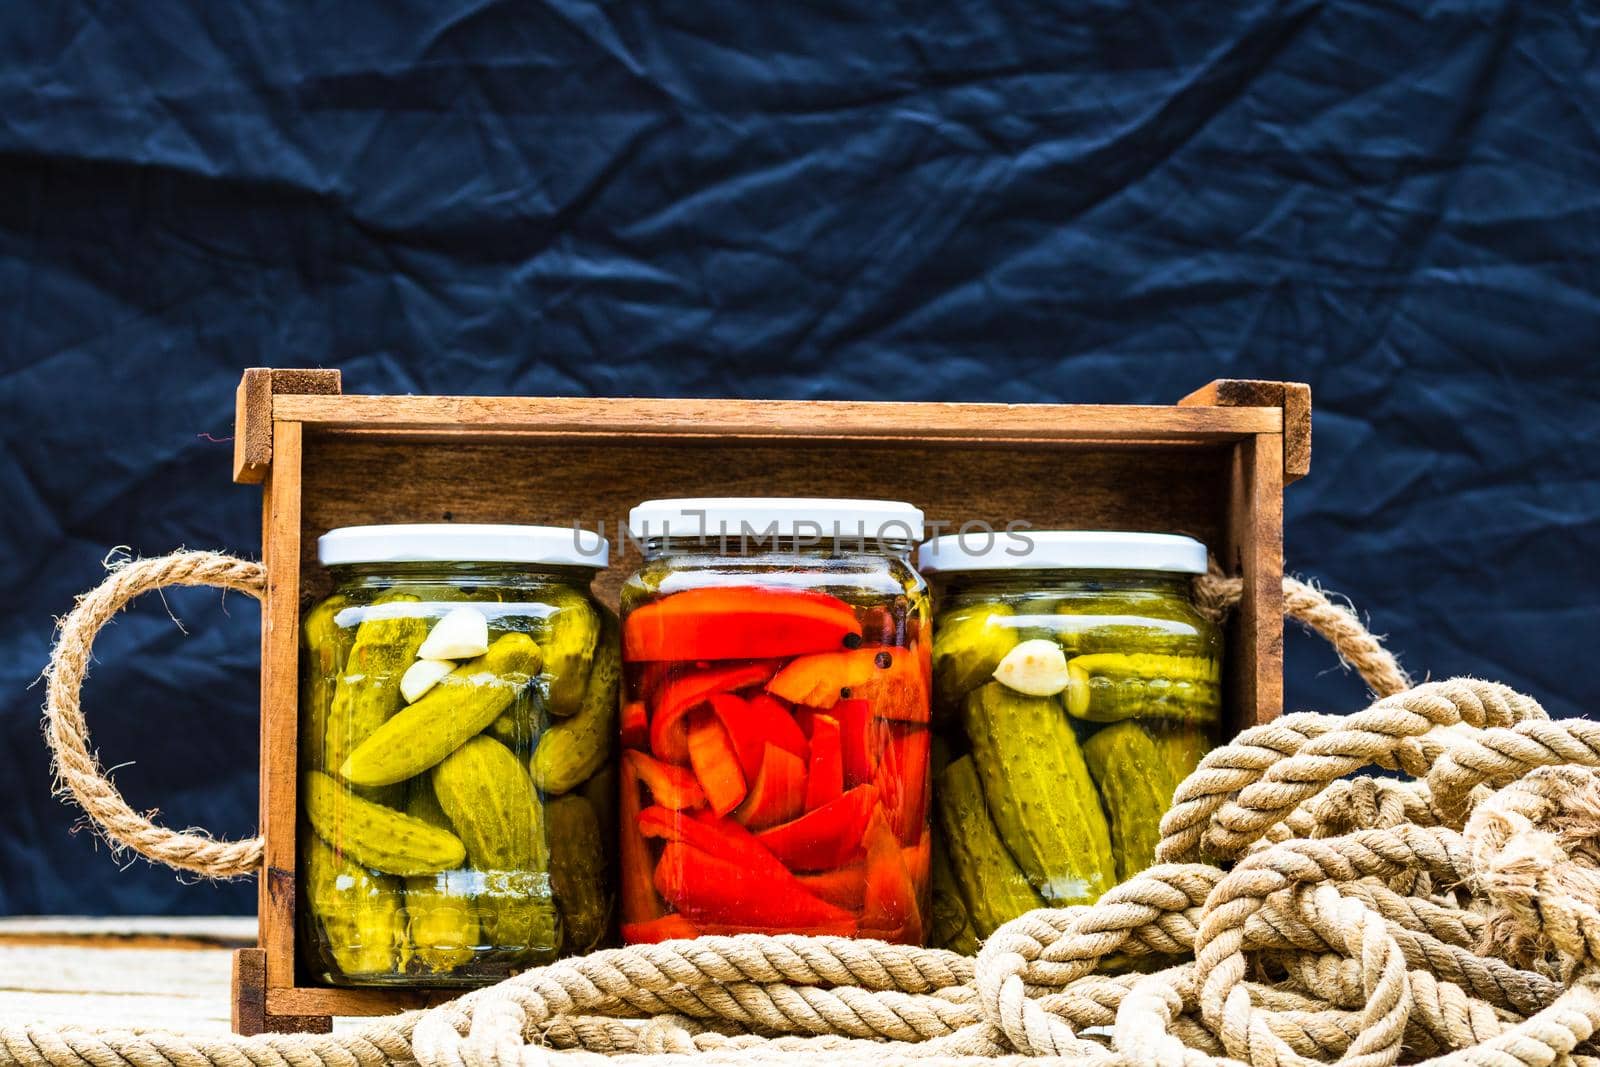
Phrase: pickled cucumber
[
  {"left": 539, "top": 594, "right": 603, "bottom": 718},
  {"left": 1061, "top": 652, "right": 1221, "bottom": 724},
  {"left": 531, "top": 612, "right": 619, "bottom": 794},
  {"left": 931, "top": 603, "right": 1017, "bottom": 714},
  {"left": 547, "top": 794, "right": 609, "bottom": 953},
  {"left": 1150, "top": 725, "right": 1212, "bottom": 799},
  {"left": 300, "top": 594, "right": 353, "bottom": 773},
  {"left": 937, "top": 755, "right": 1043, "bottom": 937},
  {"left": 324, "top": 595, "right": 430, "bottom": 781},
  {"left": 930, "top": 825, "right": 979, "bottom": 953},
  {"left": 431, "top": 736, "right": 558, "bottom": 955},
  {"left": 341, "top": 634, "right": 543, "bottom": 787},
  {"left": 1083, "top": 722, "right": 1170, "bottom": 881},
  {"left": 1052, "top": 593, "right": 1214, "bottom": 656},
  {"left": 962, "top": 683, "right": 1115, "bottom": 905},
  {"left": 402, "top": 786, "right": 480, "bottom": 973},
  {"left": 302, "top": 771, "right": 466, "bottom": 875},
  {"left": 304, "top": 832, "right": 404, "bottom": 978}
]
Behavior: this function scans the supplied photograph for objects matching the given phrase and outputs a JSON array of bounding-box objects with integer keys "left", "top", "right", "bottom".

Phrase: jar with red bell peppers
[{"left": 617, "top": 498, "right": 933, "bottom": 944}]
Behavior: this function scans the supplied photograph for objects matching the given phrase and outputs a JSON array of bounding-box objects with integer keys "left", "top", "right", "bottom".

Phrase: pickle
[
  {"left": 1083, "top": 722, "right": 1170, "bottom": 881},
  {"left": 930, "top": 824, "right": 979, "bottom": 953},
  {"left": 304, "top": 832, "right": 404, "bottom": 978},
  {"left": 300, "top": 594, "right": 353, "bottom": 773},
  {"left": 539, "top": 594, "right": 603, "bottom": 718},
  {"left": 341, "top": 634, "right": 543, "bottom": 787},
  {"left": 324, "top": 595, "right": 430, "bottom": 786},
  {"left": 931, "top": 602, "right": 1017, "bottom": 714},
  {"left": 580, "top": 763, "right": 619, "bottom": 875},
  {"left": 962, "top": 683, "right": 1115, "bottom": 904},
  {"left": 302, "top": 771, "right": 466, "bottom": 875},
  {"left": 937, "top": 756, "right": 1044, "bottom": 937},
  {"left": 1061, "top": 652, "right": 1221, "bottom": 724},
  {"left": 1052, "top": 594, "right": 1214, "bottom": 656},
  {"left": 486, "top": 687, "right": 544, "bottom": 755},
  {"left": 402, "top": 786, "right": 480, "bottom": 973},
  {"left": 431, "top": 736, "right": 558, "bottom": 955},
  {"left": 547, "top": 794, "right": 609, "bottom": 953},
  {"left": 1151, "top": 725, "right": 1213, "bottom": 799},
  {"left": 531, "top": 612, "right": 619, "bottom": 794}
]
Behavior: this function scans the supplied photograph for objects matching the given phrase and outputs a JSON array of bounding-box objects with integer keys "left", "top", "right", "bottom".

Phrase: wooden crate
[{"left": 229, "top": 368, "right": 1311, "bottom": 1034}]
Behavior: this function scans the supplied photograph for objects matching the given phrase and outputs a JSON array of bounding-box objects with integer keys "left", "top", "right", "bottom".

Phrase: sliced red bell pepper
[
  {"left": 902, "top": 831, "right": 931, "bottom": 890},
  {"left": 654, "top": 841, "right": 856, "bottom": 931},
  {"left": 696, "top": 918, "right": 858, "bottom": 936},
  {"left": 706, "top": 692, "right": 808, "bottom": 780},
  {"left": 625, "top": 586, "right": 862, "bottom": 662},
  {"left": 847, "top": 642, "right": 931, "bottom": 723},
  {"left": 623, "top": 749, "right": 706, "bottom": 811},
  {"left": 622, "top": 914, "right": 702, "bottom": 944},
  {"left": 834, "top": 699, "right": 876, "bottom": 788},
  {"left": 649, "top": 661, "right": 778, "bottom": 764},
  {"left": 804, "top": 714, "right": 844, "bottom": 811},
  {"left": 734, "top": 742, "right": 808, "bottom": 830},
  {"left": 637, "top": 805, "right": 792, "bottom": 880},
  {"left": 767, "top": 647, "right": 885, "bottom": 707},
  {"left": 687, "top": 711, "right": 747, "bottom": 816},
  {"left": 797, "top": 862, "right": 866, "bottom": 911},
  {"left": 619, "top": 761, "right": 663, "bottom": 924},
  {"left": 755, "top": 784, "right": 878, "bottom": 871},
  {"left": 874, "top": 724, "right": 932, "bottom": 844},
  {"left": 621, "top": 699, "right": 649, "bottom": 750},
  {"left": 858, "top": 806, "right": 922, "bottom": 944}
]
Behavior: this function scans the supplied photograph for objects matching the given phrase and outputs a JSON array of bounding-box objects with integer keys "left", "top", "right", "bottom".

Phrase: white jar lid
[
  {"left": 918, "top": 531, "right": 1207, "bottom": 575},
  {"left": 628, "top": 498, "right": 925, "bottom": 542},
  {"left": 318, "top": 523, "right": 609, "bottom": 568}
]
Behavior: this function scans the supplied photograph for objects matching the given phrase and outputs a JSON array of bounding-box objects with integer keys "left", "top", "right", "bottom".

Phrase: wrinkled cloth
[{"left": 0, "top": 1, "right": 1597, "bottom": 915}]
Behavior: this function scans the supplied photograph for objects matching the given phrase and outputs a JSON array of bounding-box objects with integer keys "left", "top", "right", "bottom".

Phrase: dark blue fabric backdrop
[{"left": 2, "top": 1, "right": 1597, "bottom": 916}]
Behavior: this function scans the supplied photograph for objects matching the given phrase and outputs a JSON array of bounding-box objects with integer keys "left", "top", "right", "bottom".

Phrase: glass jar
[
  {"left": 617, "top": 499, "right": 932, "bottom": 944},
  {"left": 918, "top": 531, "right": 1221, "bottom": 950},
  {"left": 297, "top": 523, "right": 617, "bottom": 987}
]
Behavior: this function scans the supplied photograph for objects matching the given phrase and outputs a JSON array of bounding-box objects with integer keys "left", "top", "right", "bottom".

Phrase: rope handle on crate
[
  {"left": 43, "top": 551, "right": 267, "bottom": 877},
  {"left": 40, "top": 550, "right": 1407, "bottom": 879}
]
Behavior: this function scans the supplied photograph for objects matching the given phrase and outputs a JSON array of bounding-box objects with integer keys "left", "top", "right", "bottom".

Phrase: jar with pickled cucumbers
[
  {"left": 918, "top": 531, "right": 1221, "bottom": 951},
  {"left": 617, "top": 499, "right": 933, "bottom": 944},
  {"left": 298, "top": 524, "right": 618, "bottom": 986}
]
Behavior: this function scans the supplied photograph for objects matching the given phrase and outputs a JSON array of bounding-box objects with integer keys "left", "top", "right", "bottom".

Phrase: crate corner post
[
  {"left": 1179, "top": 378, "right": 1311, "bottom": 728},
  {"left": 232, "top": 948, "right": 332, "bottom": 1036},
  {"left": 233, "top": 368, "right": 338, "bottom": 1033}
]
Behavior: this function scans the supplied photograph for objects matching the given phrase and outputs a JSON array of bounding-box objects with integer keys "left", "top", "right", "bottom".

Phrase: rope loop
[{"left": 42, "top": 550, "right": 266, "bottom": 877}]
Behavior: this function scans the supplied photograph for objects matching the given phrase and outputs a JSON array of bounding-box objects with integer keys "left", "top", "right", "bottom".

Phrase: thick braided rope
[
  {"left": 1156, "top": 679, "right": 1546, "bottom": 863},
  {"left": 25, "top": 551, "right": 1600, "bottom": 1067},
  {"left": 42, "top": 550, "right": 268, "bottom": 877},
  {"left": 15, "top": 707, "right": 1600, "bottom": 1067}
]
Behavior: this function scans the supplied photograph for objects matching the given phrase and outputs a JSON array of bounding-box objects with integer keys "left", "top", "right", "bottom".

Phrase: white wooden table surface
[{"left": 0, "top": 917, "right": 347, "bottom": 1034}]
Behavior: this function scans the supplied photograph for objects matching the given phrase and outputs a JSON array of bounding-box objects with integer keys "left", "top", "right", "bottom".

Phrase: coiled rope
[{"left": 19, "top": 551, "right": 1595, "bottom": 1067}]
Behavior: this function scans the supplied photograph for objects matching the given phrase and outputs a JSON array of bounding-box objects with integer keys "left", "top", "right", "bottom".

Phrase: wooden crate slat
[{"left": 274, "top": 394, "right": 1280, "bottom": 440}]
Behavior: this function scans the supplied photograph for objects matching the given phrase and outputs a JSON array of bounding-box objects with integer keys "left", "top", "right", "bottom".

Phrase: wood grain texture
[
  {"left": 267, "top": 984, "right": 459, "bottom": 1017},
  {"left": 1214, "top": 435, "right": 1286, "bottom": 728},
  {"left": 296, "top": 438, "right": 1235, "bottom": 611},
  {"left": 1180, "top": 379, "right": 1311, "bottom": 482},
  {"left": 275, "top": 394, "right": 1279, "bottom": 442},
  {"left": 0, "top": 916, "right": 255, "bottom": 950},
  {"left": 258, "top": 422, "right": 304, "bottom": 993},
  {"left": 234, "top": 948, "right": 332, "bottom": 1036},
  {"left": 233, "top": 369, "right": 342, "bottom": 485}
]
